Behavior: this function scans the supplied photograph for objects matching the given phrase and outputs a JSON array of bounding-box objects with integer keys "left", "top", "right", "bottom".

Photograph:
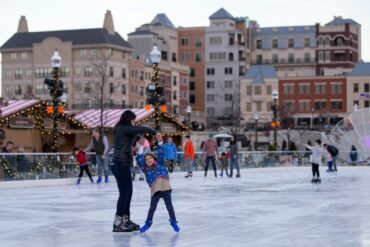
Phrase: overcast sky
[{"left": 0, "top": 0, "right": 369, "bottom": 90}]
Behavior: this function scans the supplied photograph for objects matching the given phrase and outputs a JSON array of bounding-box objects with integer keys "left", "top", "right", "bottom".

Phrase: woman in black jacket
[{"left": 111, "top": 110, "right": 156, "bottom": 232}]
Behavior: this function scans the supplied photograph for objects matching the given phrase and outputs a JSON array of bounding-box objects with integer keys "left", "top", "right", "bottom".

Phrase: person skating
[
  {"left": 202, "top": 134, "right": 219, "bottom": 177},
  {"left": 73, "top": 147, "right": 93, "bottom": 184},
  {"left": 183, "top": 135, "right": 195, "bottom": 178},
  {"left": 219, "top": 152, "right": 229, "bottom": 177},
  {"left": 164, "top": 137, "right": 177, "bottom": 173},
  {"left": 84, "top": 129, "right": 110, "bottom": 184},
  {"left": 325, "top": 148, "right": 333, "bottom": 172},
  {"left": 111, "top": 110, "right": 157, "bottom": 232},
  {"left": 323, "top": 143, "right": 339, "bottom": 172},
  {"left": 304, "top": 139, "right": 323, "bottom": 183},
  {"left": 136, "top": 133, "right": 180, "bottom": 233},
  {"left": 228, "top": 135, "right": 240, "bottom": 178}
]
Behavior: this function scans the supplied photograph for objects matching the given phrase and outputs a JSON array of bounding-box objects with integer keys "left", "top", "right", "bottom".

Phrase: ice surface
[{"left": 2, "top": 167, "right": 370, "bottom": 247}]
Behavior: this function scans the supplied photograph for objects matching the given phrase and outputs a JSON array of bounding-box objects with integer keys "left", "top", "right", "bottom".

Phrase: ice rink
[{"left": 2, "top": 167, "right": 370, "bottom": 247}]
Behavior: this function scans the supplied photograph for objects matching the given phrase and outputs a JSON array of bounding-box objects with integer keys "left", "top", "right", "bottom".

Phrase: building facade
[
  {"left": 0, "top": 11, "right": 132, "bottom": 109},
  {"left": 346, "top": 63, "right": 370, "bottom": 113}
]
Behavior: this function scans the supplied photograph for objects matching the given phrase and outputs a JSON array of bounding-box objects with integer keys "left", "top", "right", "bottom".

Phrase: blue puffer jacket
[
  {"left": 136, "top": 144, "right": 169, "bottom": 188},
  {"left": 164, "top": 143, "right": 177, "bottom": 160}
]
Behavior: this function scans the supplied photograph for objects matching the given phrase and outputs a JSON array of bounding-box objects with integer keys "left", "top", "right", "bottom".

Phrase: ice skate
[
  {"left": 311, "top": 177, "right": 316, "bottom": 183},
  {"left": 124, "top": 215, "right": 140, "bottom": 230},
  {"left": 139, "top": 220, "right": 152, "bottom": 233},
  {"left": 236, "top": 173, "right": 241, "bottom": 178},
  {"left": 169, "top": 219, "right": 180, "bottom": 233},
  {"left": 185, "top": 172, "right": 193, "bottom": 178},
  {"left": 96, "top": 176, "right": 102, "bottom": 184},
  {"left": 76, "top": 178, "right": 81, "bottom": 185},
  {"left": 104, "top": 176, "right": 109, "bottom": 183},
  {"left": 317, "top": 177, "right": 321, "bottom": 183}
]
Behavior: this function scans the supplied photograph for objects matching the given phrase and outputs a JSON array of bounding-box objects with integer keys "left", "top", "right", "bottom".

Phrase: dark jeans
[
  {"left": 147, "top": 190, "right": 176, "bottom": 221},
  {"left": 327, "top": 161, "right": 333, "bottom": 171},
  {"left": 78, "top": 164, "right": 92, "bottom": 178},
  {"left": 205, "top": 156, "right": 217, "bottom": 176},
  {"left": 312, "top": 163, "right": 320, "bottom": 177},
  {"left": 332, "top": 155, "right": 337, "bottom": 171},
  {"left": 229, "top": 156, "right": 239, "bottom": 176},
  {"left": 111, "top": 162, "right": 132, "bottom": 217}
]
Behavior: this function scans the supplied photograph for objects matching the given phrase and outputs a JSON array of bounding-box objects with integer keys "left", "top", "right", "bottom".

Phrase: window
[
  {"left": 365, "top": 83, "right": 370, "bottom": 93},
  {"left": 10, "top": 52, "right": 17, "bottom": 60},
  {"left": 304, "top": 38, "right": 310, "bottom": 48},
  {"left": 207, "top": 81, "right": 215, "bottom": 89},
  {"left": 256, "top": 40, "right": 262, "bottom": 49},
  {"left": 161, "top": 51, "right": 168, "bottom": 61},
  {"left": 224, "top": 80, "right": 233, "bottom": 89},
  {"left": 26, "top": 69, "right": 32, "bottom": 77},
  {"left": 109, "top": 66, "right": 114, "bottom": 77},
  {"left": 246, "top": 85, "right": 252, "bottom": 95},
  {"left": 84, "top": 67, "right": 93, "bottom": 77},
  {"left": 5, "top": 70, "right": 12, "bottom": 77},
  {"left": 266, "top": 85, "right": 272, "bottom": 95},
  {"left": 207, "top": 108, "right": 215, "bottom": 116},
  {"left": 21, "top": 52, "right": 27, "bottom": 59},
  {"left": 330, "top": 101, "right": 343, "bottom": 110},
  {"left": 272, "top": 39, "right": 278, "bottom": 49},
  {"left": 15, "top": 85, "right": 22, "bottom": 95},
  {"left": 288, "top": 38, "right": 294, "bottom": 48},
  {"left": 189, "top": 81, "right": 195, "bottom": 90},
  {"left": 299, "top": 84, "right": 310, "bottom": 95},
  {"left": 60, "top": 67, "right": 69, "bottom": 77},
  {"left": 75, "top": 67, "right": 82, "bottom": 75},
  {"left": 140, "top": 86, "right": 144, "bottom": 96},
  {"left": 288, "top": 53, "right": 294, "bottom": 63},
  {"left": 122, "top": 85, "right": 126, "bottom": 94},
  {"left": 318, "top": 36, "right": 324, "bottom": 46},
  {"left": 80, "top": 49, "right": 87, "bottom": 57},
  {"left": 304, "top": 53, "right": 311, "bottom": 63},
  {"left": 254, "top": 85, "right": 262, "bottom": 95},
  {"left": 365, "top": 101, "right": 370, "bottom": 108},
  {"left": 209, "top": 37, "right": 222, "bottom": 45},
  {"left": 35, "top": 84, "right": 48, "bottom": 94},
  {"left": 256, "top": 102, "right": 262, "bottom": 111},
  {"left": 272, "top": 54, "right": 278, "bottom": 63},
  {"left": 15, "top": 69, "right": 22, "bottom": 79},
  {"left": 298, "top": 101, "right": 310, "bottom": 112},
  {"left": 91, "top": 49, "right": 98, "bottom": 56},
  {"left": 110, "top": 83, "right": 114, "bottom": 93},
  {"left": 182, "top": 52, "right": 189, "bottom": 61},
  {"left": 256, "top": 55, "right": 263, "bottom": 64},
  {"left": 314, "top": 101, "right": 327, "bottom": 110},
  {"left": 330, "top": 83, "right": 342, "bottom": 94},
  {"left": 283, "top": 84, "right": 295, "bottom": 95},
  {"left": 246, "top": 102, "right": 252, "bottom": 112},
  {"left": 189, "top": 95, "right": 196, "bottom": 104},
  {"left": 172, "top": 53, "right": 177, "bottom": 62},
  {"left": 283, "top": 101, "right": 295, "bottom": 112},
  {"left": 195, "top": 53, "right": 202, "bottom": 62},
  {"left": 209, "top": 52, "right": 226, "bottom": 60},
  {"left": 207, "top": 94, "right": 215, "bottom": 102},
  {"left": 122, "top": 69, "right": 126, "bottom": 79},
  {"left": 225, "top": 94, "right": 233, "bottom": 101},
  {"left": 190, "top": 68, "right": 196, "bottom": 77},
  {"left": 173, "top": 76, "right": 177, "bottom": 86},
  {"left": 6, "top": 85, "right": 12, "bottom": 95},
  {"left": 173, "top": 91, "right": 177, "bottom": 100},
  {"left": 228, "top": 53, "right": 234, "bottom": 61},
  {"left": 318, "top": 51, "right": 324, "bottom": 61},
  {"left": 206, "top": 68, "right": 215, "bottom": 75},
  {"left": 352, "top": 83, "right": 358, "bottom": 93},
  {"left": 224, "top": 67, "right": 233, "bottom": 75},
  {"left": 195, "top": 37, "right": 202, "bottom": 47},
  {"left": 181, "top": 38, "right": 189, "bottom": 46},
  {"left": 314, "top": 84, "right": 326, "bottom": 94}
]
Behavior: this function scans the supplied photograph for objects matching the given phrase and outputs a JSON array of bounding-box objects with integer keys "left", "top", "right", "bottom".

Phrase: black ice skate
[{"left": 316, "top": 178, "right": 321, "bottom": 183}]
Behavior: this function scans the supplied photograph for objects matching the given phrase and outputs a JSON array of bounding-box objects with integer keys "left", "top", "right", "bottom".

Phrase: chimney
[
  {"left": 17, "top": 16, "right": 29, "bottom": 33},
  {"left": 103, "top": 10, "right": 115, "bottom": 35}
]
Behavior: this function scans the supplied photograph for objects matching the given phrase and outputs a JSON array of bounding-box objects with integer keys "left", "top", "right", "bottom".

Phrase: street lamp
[
  {"left": 44, "top": 50, "right": 63, "bottom": 152},
  {"left": 254, "top": 112, "right": 259, "bottom": 150},
  {"left": 271, "top": 88, "right": 279, "bottom": 150},
  {"left": 186, "top": 105, "right": 192, "bottom": 125},
  {"left": 149, "top": 45, "right": 162, "bottom": 131}
]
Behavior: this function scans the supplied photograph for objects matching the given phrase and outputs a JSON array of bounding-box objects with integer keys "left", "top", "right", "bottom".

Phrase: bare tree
[{"left": 23, "top": 85, "right": 35, "bottom": 99}]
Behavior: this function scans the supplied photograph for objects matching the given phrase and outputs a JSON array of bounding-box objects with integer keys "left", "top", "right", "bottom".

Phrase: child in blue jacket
[{"left": 136, "top": 134, "right": 180, "bottom": 233}]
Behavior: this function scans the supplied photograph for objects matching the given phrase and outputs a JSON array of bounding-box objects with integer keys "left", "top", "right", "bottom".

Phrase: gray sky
[{"left": 0, "top": 0, "right": 369, "bottom": 90}]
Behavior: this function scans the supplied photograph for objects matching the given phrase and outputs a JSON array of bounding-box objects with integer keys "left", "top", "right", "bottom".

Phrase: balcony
[{"left": 252, "top": 58, "right": 315, "bottom": 65}]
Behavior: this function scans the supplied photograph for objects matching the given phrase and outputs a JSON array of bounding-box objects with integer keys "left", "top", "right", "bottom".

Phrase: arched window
[
  {"left": 228, "top": 53, "right": 234, "bottom": 61},
  {"left": 317, "top": 36, "right": 324, "bottom": 46}
]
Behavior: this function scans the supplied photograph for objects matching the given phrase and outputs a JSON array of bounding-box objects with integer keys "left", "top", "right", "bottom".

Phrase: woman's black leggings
[
  {"left": 312, "top": 163, "right": 320, "bottom": 177},
  {"left": 111, "top": 162, "right": 132, "bottom": 217}
]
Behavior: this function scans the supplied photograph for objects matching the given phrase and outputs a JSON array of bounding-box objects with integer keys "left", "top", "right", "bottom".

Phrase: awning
[
  {"left": 0, "top": 99, "right": 41, "bottom": 117},
  {"left": 72, "top": 108, "right": 154, "bottom": 128}
]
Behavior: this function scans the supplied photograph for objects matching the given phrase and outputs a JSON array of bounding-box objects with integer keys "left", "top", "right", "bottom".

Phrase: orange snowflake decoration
[
  {"left": 46, "top": 106, "right": 54, "bottom": 115},
  {"left": 145, "top": 104, "right": 152, "bottom": 111},
  {"left": 58, "top": 106, "right": 65, "bottom": 114},
  {"left": 160, "top": 105, "right": 167, "bottom": 113}
]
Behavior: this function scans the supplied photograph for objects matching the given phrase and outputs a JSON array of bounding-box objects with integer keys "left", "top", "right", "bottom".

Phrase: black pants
[
  {"left": 78, "top": 165, "right": 92, "bottom": 178},
  {"left": 111, "top": 163, "right": 132, "bottom": 217},
  {"left": 166, "top": 160, "right": 174, "bottom": 173},
  {"left": 205, "top": 156, "right": 217, "bottom": 176},
  {"left": 147, "top": 190, "right": 176, "bottom": 221},
  {"left": 312, "top": 163, "right": 320, "bottom": 177}
]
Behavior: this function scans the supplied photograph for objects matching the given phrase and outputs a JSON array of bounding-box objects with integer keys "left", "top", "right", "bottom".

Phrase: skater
[
  {"left": 164, "top": 137, "right": 177, "bottom": 173},
  {"left": 73, "top": 147, "right": 93, "bottom": 184},
  {"left": 304, "top": 139, "right": 323, "bottom": 183},
  {"left": 323, "top": 143, "right": 339, "bottom": 172},
  {"left": 184, "top": 135, "right": 195, "bottom": 178},
  {"left": 349, "top": 145, "right": 358, "bottom": 165},
  {"left": 136, "top": 135, "right": 180, "bottom": 233},
  {"left": 84, "top": 128, "right": 110, "bottom": 184},
  {"left": 219, "top": 152, "right": 229, "bottom": 177},
  {"left": 202, "top": 133, "right": 219, "bottom": 177},
  {"left": 111, "top": 110, "right": 157, "bottom": 232},
  {"left": 228, "top": 135, "right": 240, "bottom": 178}
]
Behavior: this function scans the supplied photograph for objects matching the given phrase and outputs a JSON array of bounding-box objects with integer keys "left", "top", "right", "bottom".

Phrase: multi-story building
[
  {"left": 346, "top": 63, "right": 370, "bottom": 113},
  {"left": 315, "top": 16, "right": 361, "bottom": 76},
  {"left": 279, "top": 76, "right": 347, "bottom": 128},
  {"left": 0, "top": 11, "right": 132, "bottom": 109},
  {"left": 129, "top": 56, "right": 152, "bottom": 108},
  {"left": 250, "top": 24, "right": 316, "bottom": 78},
  {"left": 128, "top": 14, "right": 189, "bottom": 116},
  {"left": 204, "top": 8, "right": 248, "bottom": 124}
]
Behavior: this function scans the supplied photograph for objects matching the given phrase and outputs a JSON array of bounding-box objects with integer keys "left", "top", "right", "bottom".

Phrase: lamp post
[
  {"left": 47, "top": 50, "right": 63, "bottom": 152},
  {"left": 271, "top": 88, "right": 279, "bottom": 150},
  {"left": 186, "top": 105, "right": 192, "bottom": 125},
  {"left": 254, "top": 112, "right": 259, "bottom": 150},
  {"left": 149, "top": 46, "right": 162, "bottom": 131}
]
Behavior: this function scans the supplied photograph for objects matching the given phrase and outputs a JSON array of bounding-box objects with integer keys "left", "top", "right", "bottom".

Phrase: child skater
[
  {"left": 74, "top": 147, "right": 93, "bottom": 184},
  {"left": 304, "top": 140, "right": 323, "bottom": 183},
  {"left": 136, "top": 134, "right": 180, "bottom": 233},
  {"left": 219, "top": 152, "right": 229, "bottom": 177}
]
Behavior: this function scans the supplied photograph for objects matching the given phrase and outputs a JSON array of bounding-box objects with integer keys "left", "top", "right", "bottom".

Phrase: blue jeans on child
[{"left": 147, "top": 190, "right": 176, "bottom": 221}]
